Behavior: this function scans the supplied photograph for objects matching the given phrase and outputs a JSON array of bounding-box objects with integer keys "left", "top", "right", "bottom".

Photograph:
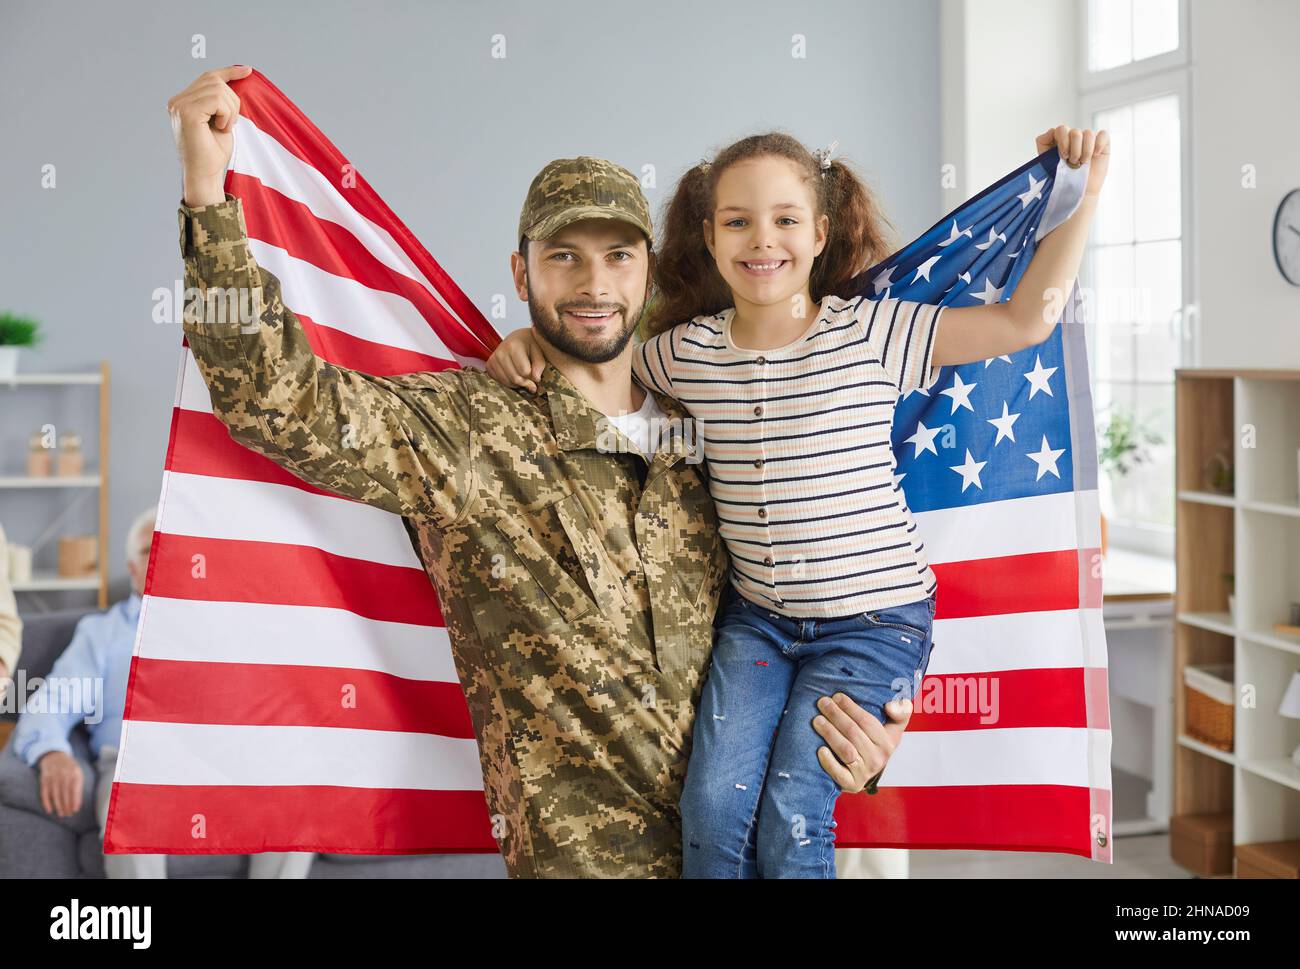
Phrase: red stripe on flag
[
  {"left": 168, "top": 408, "right": 340, "bottom": 497},
  {"left": 124, "top": 657, "right": 474, "bottom": 738},
  {"left": 834, "top": 783, "right": 1095, "bottom": 857},
  {"left": 228, "top": 173, "right": 488, "bottom": 360},
  {"left": 225, "top": 69, "right": 499, "bottom": 355},
  {"left": 104, "top": 783, "right": 498, "bottom": 855},
  {"left": 905, "top": 666, "right": 1091, "bottom": 730},
  {"left": 932, "top": 548, "right": 1081, "bottom": 618},
  {"left": 147, "top": 532, "right": 443, "bottom": 627},
  {"left": 291, "top": 310, "right": 463, "bottom": 376}
]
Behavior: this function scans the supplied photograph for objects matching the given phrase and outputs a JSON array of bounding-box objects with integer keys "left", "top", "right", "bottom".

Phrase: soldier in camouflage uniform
[{"left": 176, "top": 98, "right": 895, "bottom": 873}]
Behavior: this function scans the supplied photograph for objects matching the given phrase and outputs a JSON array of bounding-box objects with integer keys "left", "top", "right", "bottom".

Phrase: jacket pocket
[
  {"left": 550, "top": 489, "right": 633, "bottom": 621},
  {"left": 663, "top": 466, "right": 726, "bottom": 617},
  {"left": 493, "top": 504, "right": 595, "bottom": 625}
]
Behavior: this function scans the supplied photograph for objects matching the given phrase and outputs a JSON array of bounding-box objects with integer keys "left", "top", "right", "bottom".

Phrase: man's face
[{"left": 511, "top": 218, "right": 650, "bottom": 364}]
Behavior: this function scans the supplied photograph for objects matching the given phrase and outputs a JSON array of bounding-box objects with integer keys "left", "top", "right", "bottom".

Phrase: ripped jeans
[{"left": 679, "top": 583, "right": 936, "bottom": 879}]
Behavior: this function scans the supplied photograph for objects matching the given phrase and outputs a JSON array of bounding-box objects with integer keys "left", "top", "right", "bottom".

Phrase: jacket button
[
  {"left": 757, "top": 507, "right": 767, "bottom": 518},
  {"left": 755, "top": 355, "right": 766, "bottom": 365},
  {"left": 753, "top": 405, "right": 763, "bottom": 416},
  {"left": 763, "top": 556, "right": 774, "bottom": 567},
  {"left": 753, "top": 458, "right": 764, "bottom": 469}
]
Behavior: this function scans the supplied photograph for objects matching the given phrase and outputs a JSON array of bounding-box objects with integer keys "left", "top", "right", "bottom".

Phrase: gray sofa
[{"left": 0, "top": 606, "right": 505, "bottom": 878}]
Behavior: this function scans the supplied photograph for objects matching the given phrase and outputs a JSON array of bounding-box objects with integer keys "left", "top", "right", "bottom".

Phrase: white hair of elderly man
[{"left": 124, "top": 505, "right": 157, "bottom": 563}]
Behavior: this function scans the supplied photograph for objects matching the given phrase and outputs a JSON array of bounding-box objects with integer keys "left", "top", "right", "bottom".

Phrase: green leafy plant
[
  {"left": 1097, "top": 407, "right": 1162, "bottom": 479},
  {"left": 0, "top": 312, "right": 42, "bottom": 348}
]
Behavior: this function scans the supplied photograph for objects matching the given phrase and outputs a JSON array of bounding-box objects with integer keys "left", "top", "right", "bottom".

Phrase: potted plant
[
  {"left": 0, "top": 311, "right": 42, "bottom": 380},
  {"left": 1096, "top": 406, "right": 1163, "bottom": 556}
]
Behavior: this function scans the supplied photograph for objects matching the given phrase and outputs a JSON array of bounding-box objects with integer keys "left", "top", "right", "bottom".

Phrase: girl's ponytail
[
  {"left": 642, "top": 163, "right": 734, "bottom": 338},
  {"left": 809, "top": 158, "right": 897, "bottom": 300}
]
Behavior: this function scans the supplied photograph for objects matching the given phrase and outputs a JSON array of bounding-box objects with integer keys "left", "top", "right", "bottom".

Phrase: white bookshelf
[
  {"left": 0, "top": 475, "right": 100, "bottom": 488},
  {"left": 1173, "top": 369, "right": 1300, "bottom": 877},
  {"left": 11, "top": 571, "right": 102, "bottom": 592},
  {"left": 0, "top": 364, "right": 110, "bottom": 608}
]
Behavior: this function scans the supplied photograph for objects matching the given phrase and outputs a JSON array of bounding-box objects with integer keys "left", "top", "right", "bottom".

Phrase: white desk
[{"left": 1101, "top": 547, "right": 1175, "bottom": 836}]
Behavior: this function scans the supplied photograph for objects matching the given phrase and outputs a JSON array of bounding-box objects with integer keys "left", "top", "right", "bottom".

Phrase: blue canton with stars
[{"left": 853, "top": 147, "right": 1084, "bottom": 515}]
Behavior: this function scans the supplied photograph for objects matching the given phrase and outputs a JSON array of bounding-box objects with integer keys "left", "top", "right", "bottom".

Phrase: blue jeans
[{"left": 680, "top": 583, "right": 936, "bottom": 879}]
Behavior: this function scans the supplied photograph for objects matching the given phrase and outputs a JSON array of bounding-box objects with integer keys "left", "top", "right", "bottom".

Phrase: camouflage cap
[{"left": 518, "top": 156, "right": 653, "bottom": 249}]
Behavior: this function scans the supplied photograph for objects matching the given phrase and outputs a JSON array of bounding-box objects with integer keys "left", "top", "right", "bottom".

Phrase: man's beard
[{"left": 527, "top": 288, "right": 643, "bottom": 364}]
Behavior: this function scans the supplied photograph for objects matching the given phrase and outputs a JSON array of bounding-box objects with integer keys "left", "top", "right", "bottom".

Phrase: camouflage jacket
[{"left": 177, "top": 193, "right": 730, "bottom": 878}]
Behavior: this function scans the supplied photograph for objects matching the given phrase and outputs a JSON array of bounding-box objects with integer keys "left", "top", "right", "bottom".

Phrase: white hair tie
[{"left": 812, "top": 139, "right": 839, "bottom": 176}]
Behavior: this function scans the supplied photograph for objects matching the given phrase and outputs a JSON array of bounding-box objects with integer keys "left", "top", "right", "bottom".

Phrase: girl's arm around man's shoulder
[{"left": 630, "top": 321, "right": 689, "bottom": 400}]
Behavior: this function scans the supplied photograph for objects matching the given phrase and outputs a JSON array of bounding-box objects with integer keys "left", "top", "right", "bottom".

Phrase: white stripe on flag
[
  {"left": 928, "top": 607, "right": 1107, "bottom": 674},
  {"left": 247, "top": 238, "right": 456, "bottom": 359},
  {"left": 229, "top": 113, "right": 477, "bottom": 349},
  {"left": 160, "top": 470, "right": 423, "bottom": 570},
  {"left": 885, "top": 726, "right": 1113, "bottom": 789},
  {"left": 179, "top": 348, "right": 213, "bottom": 414},
  {"left": 116, "top": 720, "right": 485, "bottom": 790},
  {"left": 916, "top": 489, "right": 1101, "bottom": 563},
  {"left": 138, "top": 596, "right": 457, "bottom": 682}
]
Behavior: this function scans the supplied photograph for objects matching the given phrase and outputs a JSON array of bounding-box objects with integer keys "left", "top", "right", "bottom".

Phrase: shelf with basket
[{"left": 1171, "top": 369, "right": 1300, "bottom": 879}]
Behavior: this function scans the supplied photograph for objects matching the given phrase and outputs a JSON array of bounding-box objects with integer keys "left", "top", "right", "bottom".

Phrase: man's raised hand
[{"left": 167, "top": 65, "right": 253, "bottom": 208}]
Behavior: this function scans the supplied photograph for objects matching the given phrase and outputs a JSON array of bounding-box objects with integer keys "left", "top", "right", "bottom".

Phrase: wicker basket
[{"left": 1184, "top": 663, "right": 1234, "bottom": 751}]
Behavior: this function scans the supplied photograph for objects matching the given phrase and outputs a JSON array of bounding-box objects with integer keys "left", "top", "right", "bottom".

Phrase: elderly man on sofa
[{"left": 7, "top": 507, "right": 315, "bottom": 879}]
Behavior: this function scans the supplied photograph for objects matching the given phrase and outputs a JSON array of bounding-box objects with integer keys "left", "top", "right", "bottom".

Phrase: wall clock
[{"left": 1273, "top": 188, "right": 1300, "bottom": 286}]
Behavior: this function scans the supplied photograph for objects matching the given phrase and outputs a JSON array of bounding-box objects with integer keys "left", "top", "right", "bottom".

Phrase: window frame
[
  {"left": 1077, "top": 0, "right": 1190, "bottom": 92},
  {"left": 1076, "top": 0, "right": 1194, "bottom": 560}
]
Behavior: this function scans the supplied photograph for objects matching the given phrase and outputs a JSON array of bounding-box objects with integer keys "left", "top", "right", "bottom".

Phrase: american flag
[
  {"left": 106, "top": 69, "right": 1110, "bottom": 863},
  {"left": 105, "top": 69, "right": 501, "bottom": 857},
  {"left": 832, "top": 149, "right": 1112, "bottom": 861}
]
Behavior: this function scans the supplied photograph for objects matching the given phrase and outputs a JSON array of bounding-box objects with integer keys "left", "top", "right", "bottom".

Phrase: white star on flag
[
  {"left": 912, "top": 255, "right": 941, "bottom": 283},
  {"left": 950, "top": 449, "right": 987, "bottom": 492},
  {"left": 1027, "top": 435, "right": 1066, "bottom": 480},
  {"left": 1018, "top": 172, "right": 1046, "bottom": 207},
  {"left": 904, "top": 419, "right": 943, "bottom": 458},
  {"left": 972, "top": 277, "right": 1006, "bottom": 304},
  {"left": 987, "top": 401, "right": 1021, "bottom": 444},
  {"left": 939, "top": 219, "right": 973, "bottom": 247},
  {"left": 940, "top": 371, "right": 977, "bottom": 414},
  {"left": 1024, "top": 354, "right": 1057, "bottom": 399}
]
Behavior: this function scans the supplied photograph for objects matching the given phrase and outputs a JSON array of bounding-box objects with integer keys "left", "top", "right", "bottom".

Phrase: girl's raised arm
[{"left": 933, "top": 126, "right": 1109, "bottom": 368}]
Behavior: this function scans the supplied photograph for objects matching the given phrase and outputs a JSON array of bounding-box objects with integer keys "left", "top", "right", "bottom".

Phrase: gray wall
[{"left": 0, "top": 0, "right": 942, "bottom": 604}]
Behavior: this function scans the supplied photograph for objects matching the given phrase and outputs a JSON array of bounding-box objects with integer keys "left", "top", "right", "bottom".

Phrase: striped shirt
[{"left": 632, "top": 293, "right": 948, "bottom": 619}]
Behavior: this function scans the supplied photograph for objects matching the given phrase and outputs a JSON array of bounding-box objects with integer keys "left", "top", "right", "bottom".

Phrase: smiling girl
[{"left": 488, "top": 127, "right": 1109, "bottom": 877}]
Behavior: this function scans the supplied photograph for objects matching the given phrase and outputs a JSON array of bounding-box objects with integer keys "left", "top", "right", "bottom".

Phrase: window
[
  {"left": 1087, "top": 0, "right": 1180, "bottom": 72},
  {"left": 1078, "top": 0, "right": 1190, "bottom": 560}
]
